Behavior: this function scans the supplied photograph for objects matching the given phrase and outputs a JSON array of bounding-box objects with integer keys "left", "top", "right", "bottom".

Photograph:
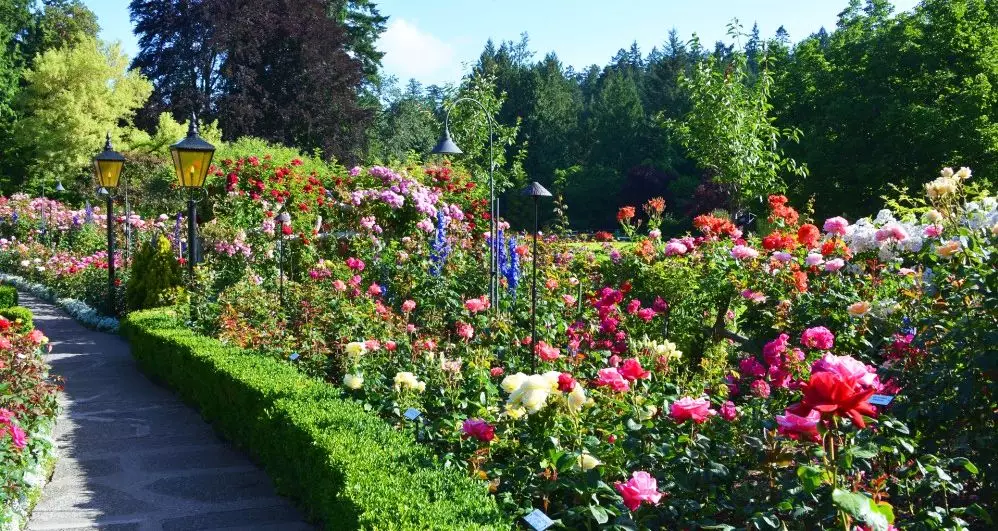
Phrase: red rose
[
  {"left": 794, "top": 372, "right": 877, "bottom": 428},
  {"left": 797, "top": 224, "right": 821, "bottom": 248}
]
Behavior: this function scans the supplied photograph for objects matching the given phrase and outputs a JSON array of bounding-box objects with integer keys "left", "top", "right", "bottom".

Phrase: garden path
[{"left": 20, "top": 292, "right": 313, "bottom": 531}]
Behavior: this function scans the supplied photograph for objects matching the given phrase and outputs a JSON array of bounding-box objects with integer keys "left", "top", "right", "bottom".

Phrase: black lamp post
[
  {"left": 169, "top": 116, "right": 215, "bottom": 282},
  {"left": 93, "top": 134, "right": 125, "bottom": 316},
  {"left": 431, "top": 98, "right": 499, "bottom": 308},
  {"left": 523, "top": 181, "right": 552, "bottom": 370}
]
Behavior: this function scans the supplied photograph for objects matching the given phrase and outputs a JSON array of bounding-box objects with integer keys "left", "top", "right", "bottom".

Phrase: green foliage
[
  {"left": 126, "top": 234, "right": 182, "bottom": 311},
  {"left": 367, "top": 78, "right": 439, "bottom": 163},
  {"left": 121, "top": 308, "right": 510, "bottom": 530},
  {"left": 0, "top": 305, "right": 32, "bottom": 330},
  {"left": 669, "top": 27, "right": 806, "bottom": 210},
  {"left": 0, "top": 284, "right": 17, "bottom": 308},
  {"left": 15, "top": 35, "right": 151, "bottom": 193}
]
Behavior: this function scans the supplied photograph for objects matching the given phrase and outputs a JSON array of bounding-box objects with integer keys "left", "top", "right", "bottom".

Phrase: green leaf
[
  {"left": 797, "top": 465, "right": 825, "bottom": 492},
  {"left": 589, "top": 504, "right": 609, "bottom": 524},
  {"left": 870, "top": 501, "right": 895, "bottom": 524},
  {"left": 832, "top": 489, "right": 889, "bottom": 531},
  {"left": 952, "top": 457, "right": 979, "bottom": 474}
]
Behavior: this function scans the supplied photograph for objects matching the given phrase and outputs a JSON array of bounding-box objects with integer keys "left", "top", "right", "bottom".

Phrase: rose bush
[{"left": 2, "top": 157, "right": 995, "bottom": 529}]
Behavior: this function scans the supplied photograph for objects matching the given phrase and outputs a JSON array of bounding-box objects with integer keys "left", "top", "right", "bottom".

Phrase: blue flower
[{"left": 429, "top": 210, "right": 450, "bottom": 276}]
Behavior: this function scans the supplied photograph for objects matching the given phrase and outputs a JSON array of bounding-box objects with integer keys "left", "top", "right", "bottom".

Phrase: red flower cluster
[
  {"left": 791, "top": 371, "right": 878, "bottom": 428},
  {"left": 617, "top": 206, "right": 636, "bottom": 222},
  {"left": 768, "top": 195, "right": 799, "bottom": 226},
  {"left": 644, "top": 197, "right": 666, "bottom": 215},
  {"left": 762, "top": 231, "right": 796, "bottom": 251},
  {"left": 796, "top": 224, "right": 821, "bottom": 248},
  {"left": 594, "top": 231, "right": 615, "bottom": 242},
  {"left": 693, "top": 215, "right": 739, "bottom": 239}
]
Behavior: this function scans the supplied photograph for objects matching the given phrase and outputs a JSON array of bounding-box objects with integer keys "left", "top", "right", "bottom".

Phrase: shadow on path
[{"left": 21, "top": 292, "right": 313, "bottom": 531}]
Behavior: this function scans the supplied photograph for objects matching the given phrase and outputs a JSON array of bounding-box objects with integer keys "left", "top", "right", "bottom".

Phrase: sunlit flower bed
[
  {"left": 0, "top": 316, "right": 59, "bottom": 528},
  {"left": 3, "top": 157, "right": 995, "bottom": 529}
]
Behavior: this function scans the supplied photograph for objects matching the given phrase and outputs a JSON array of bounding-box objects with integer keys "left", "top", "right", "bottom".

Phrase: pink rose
[
  {"left": 635, "top": 308, "right": 657, "bottom": 322},
  {"left": 456, "top": 322, "right": 474, "bottom": 341},
  {"left": 824, "top": 258, "right": 845, "bottom": 272},
  {"left": 385, "top": 340, "right": 397, "bottom": 351},
  {"left": 730, "top": 244, "right": 759, "bottom": 260},
  {"left": 669, "top": 397, "right": 717, "bottom": 423},
  {"left": 401, "top": 300, "right": 416, "bottom": 312},
  {"left": 490, "top": 367, "right": 505, "bottom": 377},
  {"left": 614, "top": 471, "right": 663, "bottom": 511},
  {"left": 562, "top": 294, "right": 577, "bottom": 306},
  {"left": 364, "top": 339, "right": 381, "bottom": 351},
  {"left": 595, "top": 368, "right": 630, "bottom": 392},
  {"left": 557, "top": 373, "right": 577, "bottom": 392},
  {"left": 0, "top": 337, "right": 11, "bottom": 350},
  {"left": 739, "top": 357, "right": 766, "bottom": 378},
  {"left": 332, "top": 280, "right": 347, "bottom": 291},
  {"left": 626, "top": 299, "right": 641, "bottom": 314},
  {"left": 811, "top": 353, "right": 880, "bottom": 390},
  {"left": 464, "top": 297, "right": 489, "bottom": 313},
  {"left": 923, "top": 224, "right": 943, "bottom": 238},
  {"left": 461, "top": 418, "right": 495, "bottom": 443},
  {"left": 534, "top": 341, "right": 561, "bottom": 362},
  {"left": 750, "top": 379, "right": 771, "bottom": 398},
  {"left": 664, "top": 240, "right": 688, "bottom": 256},
  {"left": 367, "top": 283, "right": 383, "bottom": 297},
  {"left": 618, "top": 358, "right": 650, "bottom": 381},
  {"left": 346, "top": 257, "right": 365, "bottom": 271},
  {"left": 800, "top": 326, "right": 834, "bottom": 350},
  {"left": 720, "top": 400, "right": 738, "bottom": 421},
  {"left": 823, "top": 216, "right": 849, "bottom": 236},
  {"left": 775, "top": 409, "right": 821, "bottom": 442},
  {"left": 762, "top": 334, "right": 789, "bottom": 366},
  {"left": 27, "top": 329, "right": 46, "bottom": 345}
]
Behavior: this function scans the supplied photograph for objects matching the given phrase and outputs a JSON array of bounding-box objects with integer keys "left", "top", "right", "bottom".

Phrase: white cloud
[{"left": 377, "top": 18, "right": 461, "bottom": 86}]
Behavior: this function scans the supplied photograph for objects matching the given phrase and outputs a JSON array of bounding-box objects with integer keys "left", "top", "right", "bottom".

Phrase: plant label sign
[
  {"left": 869, "top": 394, "right": 894, "bottom": 406},
  {"left": 523, "top": 509, "right": 554, "bottom": 531},
  {"left": 289, "top": 353, "right": 300, "bottom": 361},
  {"left": 403, "top": 408, "right": 422, "bottom": 421}
]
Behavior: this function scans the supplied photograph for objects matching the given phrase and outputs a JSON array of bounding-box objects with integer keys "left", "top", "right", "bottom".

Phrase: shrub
[
  {"left": 0, "top": 285, "right": 17, "bottom": 308},
  {"left": 0, "top": 306, "right": 32, "bottom": 330},
  {"left": 121, "top": 308, "right": 509, "bottom": 531},
  {"left": 126, "top": 234, "right": 182, "bottom": 311}
]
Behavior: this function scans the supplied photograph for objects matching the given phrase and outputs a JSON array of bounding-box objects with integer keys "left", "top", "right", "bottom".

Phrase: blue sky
[{"left": 86, "top": 0, "right": 920, "bottom": 86}]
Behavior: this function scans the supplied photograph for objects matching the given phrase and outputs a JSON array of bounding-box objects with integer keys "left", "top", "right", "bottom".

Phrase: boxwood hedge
[
  {"left": 0, "top": 305, "right": 33, "bottom": 330},
  {"left": 0, "top": 284, "right": 18, "bottom": 308},
  {"left": 121, "top": 308, "right": 510, "bottom": 531}
]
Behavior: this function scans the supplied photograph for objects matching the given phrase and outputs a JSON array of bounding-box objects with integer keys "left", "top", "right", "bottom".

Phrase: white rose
[
  {"left": 501, "top": 373, "right": 528, "bottom": 394},
  {"left": 578, "top": 453, "right": 601, "bottom": 471},
  {"left": 344, "top": 341, "right": 367, "bottom": 357},
  {"left": 567, "top": 385, "right": 587, "bottom": 413},
  {"left": 343, "top": 373, "right": 364, "bottom": 390}
]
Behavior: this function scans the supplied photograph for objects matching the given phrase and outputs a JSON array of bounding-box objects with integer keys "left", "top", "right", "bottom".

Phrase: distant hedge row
[
  {"left": 121, "top": 308, "right": 510, "bottom": 530},
  {"left": 0, "top": 284, "right": 32, "bottom": 329}
]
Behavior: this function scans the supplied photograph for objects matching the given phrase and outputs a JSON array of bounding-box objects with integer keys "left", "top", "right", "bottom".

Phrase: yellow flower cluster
[
  {"left": 501, "top": 372, "right": 587, "bottom": 418},
  {"left": 925, "top": 167, "right": 970, "bottom": 200},
  {"left": 394, "top": 371, "right": 426, "bottom": 393}
]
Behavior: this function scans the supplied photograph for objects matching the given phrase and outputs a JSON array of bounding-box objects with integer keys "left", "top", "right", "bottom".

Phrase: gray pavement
[{"left": 19, "top": 292, "right": 313, "bottom": 531}]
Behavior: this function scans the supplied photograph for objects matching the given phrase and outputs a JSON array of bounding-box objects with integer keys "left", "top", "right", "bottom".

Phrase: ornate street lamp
[
  {"left": 50, "top": 180, "right": 65, "bottom": 250},
  {"left": 277, "top": 208, "right": 291, "bottom": 306},
  {"left": 169, "top": 116, "right": 215, "bottom": 282},
  {"left": 94, "top": 134, "right": 125, "bottom": 315},
  {"left": 431, "top": 98, "right": 499, "bottom": 308},
  {"left": 523, "top": 181, "right": 552, "bottom": 370}
]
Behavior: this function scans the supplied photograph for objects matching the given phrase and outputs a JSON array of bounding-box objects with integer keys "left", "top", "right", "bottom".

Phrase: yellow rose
[
  {"left": 847, "top": 301, "right": 872, "bottom": 317},
  {"left": 924, "top": 209, "right": 944, "bottom": 224},
  {"left": 343, "top": 373, "right": 364, "bottom": 390},
  {"left": 635, "top": 404, "right": 658, "bottom": 421},
  {"left": 501, "top": 373, "right": 528, "bottom": 394},
  {"left": 578, "top": 453, "right": 601, "bottom": 471},
  {"left": 344, "top": 341, "right": 367, "bottom": 357},
  {"left": 936, "top": 240, "right": 961, "bottom": 258},
  {"left": 567, "top": 385, "right": 587, "bottom": 413},
  {"left": 393, "top": 371, "right": 425, "bottom": 393},
  {"left": 940, "top": 167, "right": 955, "bottom": 178},
  {"left": 925, "top": 177, "right": 958, "bottom": 200},
  {"left": 955, "top": 166, "right": 972, "bottom": 180}
]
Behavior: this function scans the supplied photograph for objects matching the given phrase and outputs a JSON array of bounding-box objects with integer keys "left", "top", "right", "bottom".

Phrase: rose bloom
[
  {"left": 739, "top": 357, "right": 766, "bottom": 378},
  {"left": 669, "top": 397, "right": 717, "bottom": 423},
  {"left": 595, "top": 368, "right": 630, "bottom": 392},
  {"left": 936, "top": 240, "right": 961, "bottom": 258},
  {"left": 456, "top": 321, "right": 475, "bottom": 341},
  {"left": 730, "top": 244, "right": 759, "bottom": 260},
  {"left": 534, "top": 341, "right": 561, "bottom": 362},
  {"left": 562, "top": 294, "right": 577, "bottom": 306},
  {"left": 775, "top": 409, "right": 821, "bottom": 442},
  {"left": 805, "top": 253, "right": 824, "bottom": 267},
  {"left": 618, "top": 358, "right": 651, "bottom": 381},
  {"left": 332, "top": 279, "right": 347, "bottom": 291},
  {"left": 578, "top": 453, "right": 601, "bottom": 471},
  {"left": 718, "top": 400, "right": 737, "bottom": 421},
  {"left": 384, "top": 340, "right": 397, "bottom": 351},
  {"left": 923, "top": 224, "right": 943, "bottom": 238},
  {"left": 614, "top": 471, "right": 663, "bottom": 511},
  {"left": 797, "top": 223, "right": 821, "bottom": 248},
  {"left": 847, "top": 301, "right": 872, "bottom": 317},
  {"left": 750, "top": 379, "right": 771, "bottom": 398},
  {"left": 490, "top": 366, "right": 505, "bottom": 377},
  {"left": 664, "top": 240, "right": 688, "bottom": 256},
  {"left": 343, "top": 373, "right": 364, "bottom": 390},
  {"left": 824, "top": 258, "right": 845, "bottom": 272},
  {"left": 812, "top": 353, "right": 880, "bottom": 390},
  {"left": 461, "top": 418, "right": 495, "bottom": 443},
  {"left": 401, "top": 299, "right": 416, "bottom": 312},
  {"left": 617, "top": 206, "right": 636, "bottom": 221},
  {"left": 367, "top": 283, "right": 382, "bottom": 297},
  {"left": 28, "top": 329, "right": 47, "bottom": 345},
  {"left": 823, "top": 216, "right": 849, "bottom": 236},
  {"left": 635, "top": 307, "right": 656, "bottom": 322},
  {"left": 801, "top": 326, "right": 834, "bottom": 350},
  {"left": 557, "top": 372, "right": 577, "bottom": 392},
  {"left": 464, "top": 297, "right": 489, "bottom": 313},
  {"left": 545, "top": 278, "right": 558, "bottom": 290},
  {"left": 794, "top": 371, "right": 877, "bottom": 428}
]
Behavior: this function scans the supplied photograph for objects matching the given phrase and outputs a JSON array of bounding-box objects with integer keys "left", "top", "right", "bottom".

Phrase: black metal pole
[
  {"left": 106, "top": 194, "right": 115, "bottom": 316},
  {"left": 531, "top": 196, "right": 538, "bottom": 371},
  {"left": 187, "top": 196, "right": 196, "bottom": 282},
  {"left": 278, "top": 237, "right": 284, "bottom": 306}
]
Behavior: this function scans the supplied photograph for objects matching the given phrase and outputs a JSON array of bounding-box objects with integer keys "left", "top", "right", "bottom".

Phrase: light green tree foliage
[
  {"left": 126, "top": 233, "right": 182, "bottom": 311},
  {"left": 446, "top": 70, "right": 526, "bottom": 195},
  {"left": 16, "top": 36, "right": 151, "bottom": 191},
  {"left": 669, "top": 26, "right": 806, "bottom": 210},
  {"left": 129, "top": 112, "right": 223, "bottom": 157}
]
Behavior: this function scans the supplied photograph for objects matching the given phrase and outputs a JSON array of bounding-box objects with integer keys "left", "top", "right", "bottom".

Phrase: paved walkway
[{"left": 20, "top": 292, "right": 313, "bottom": 531}]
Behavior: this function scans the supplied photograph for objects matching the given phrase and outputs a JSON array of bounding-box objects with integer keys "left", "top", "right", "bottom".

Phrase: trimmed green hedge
[
  {"left": 121, "top": 308, "right": 510, "bottom": 530},
  {"left": 0, "top": 305, "right": 33, "bottom": 330},
  {"left": 0, "top": 284, "right": 17, "bottom": 308}
]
